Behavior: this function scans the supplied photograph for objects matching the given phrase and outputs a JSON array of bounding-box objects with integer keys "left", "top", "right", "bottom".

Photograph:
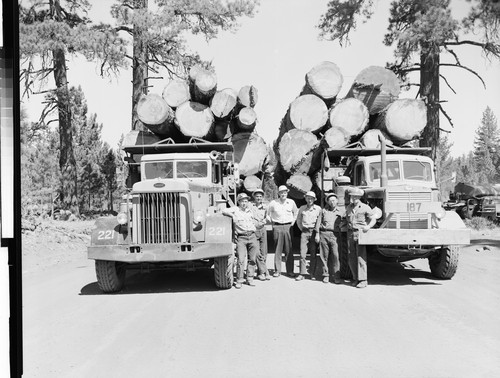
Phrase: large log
[
  {"left": 236, "top": 107, "right": 257, "bottom": 133},
  {"left": 372, "top": 99, "right": 427, "bottom": 144},
  {"left": 328, "top": 98, "right": 369, "bottom": 138},
  {"left": 136, "top": 94, "right": 177, "bottom": 136},
  {"left": 243, "top": 175, "right": 262, "bottom": 192},
  {"left": 162, "top": 79, "right": 191, "bottom": 108},
  {"left": 232, "top": 132, "right": 269, "bottom": 176},
  {"left": 210, "top": 88, "right": 238, "bottom": 119},
  {"left": 174, "top": 101, "right": 215, "bottom": 138},
  {"left": 323, "top": 126, "right": 350, "bottom": 149},
  {"left": 302, "top": 61, "right": 343, "bottom": 102},
  {"left": 286, "top": 174, "right": 313, "bottom": 199},
  {"left": 188, "top": 65, "right": 217, "bottom": 105},
  {"left": 278, "top": 129, "right": 319, "bottom": 174},
  {"left": 346, "top": 66, "right": 400, "bottom": 114},
  {"left": 238, "top": 85, "right": 259, "bottom": 108},
  {"left": 288, "top": 94, "right": 328, "bottom": 133},
  {"left": 359, "top": 129, "right": 392, "bottom": 149}
]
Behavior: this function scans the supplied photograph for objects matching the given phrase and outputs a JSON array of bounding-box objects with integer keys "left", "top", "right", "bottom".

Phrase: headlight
[
  {"left": 435, "top": 208, "right": 446, "bottom": 220},
  {"left": 116, "top": 212, "right": 129, "bottom": 225},
  {"left": 193, "top": 210, "right": 205, "bottom": 224}
]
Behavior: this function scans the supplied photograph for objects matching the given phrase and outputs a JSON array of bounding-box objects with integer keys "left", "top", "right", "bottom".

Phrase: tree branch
[
  {"left": 439, "top": 74, "right": 456, "bottom": 94},
  {"left": 439, "top": 104, "right": 454, "bottom": 128},
  {"left": 439, "top": 63, "right": 486, "bottom": 89}
]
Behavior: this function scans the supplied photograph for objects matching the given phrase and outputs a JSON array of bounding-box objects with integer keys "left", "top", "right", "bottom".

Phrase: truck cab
[
  {"left": 88, "top": 141, "right": 237, "bottom": 292},
  {"left": 320, "top": 140, "right": 470, "bottom": 280}
]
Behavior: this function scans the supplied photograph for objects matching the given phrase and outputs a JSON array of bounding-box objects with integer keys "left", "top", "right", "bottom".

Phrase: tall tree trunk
[
  {"left": 419, "top": 45, "right": 440, "bottom": 163},
  {"left": 53, "top": 48, "right": 79, "bottom": 216},
  {"left": 131, "top": 0, "right": 149, "bottom": 131}
]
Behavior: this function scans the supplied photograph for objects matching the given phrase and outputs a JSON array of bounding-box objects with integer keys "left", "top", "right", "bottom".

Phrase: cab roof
[{"left": 140, "top": 152, "right": 212, "bottom": 162}]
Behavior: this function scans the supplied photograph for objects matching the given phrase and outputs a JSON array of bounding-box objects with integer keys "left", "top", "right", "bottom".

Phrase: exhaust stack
[{"left": 379, "top": 135, "right": 388, "bottom": 188}]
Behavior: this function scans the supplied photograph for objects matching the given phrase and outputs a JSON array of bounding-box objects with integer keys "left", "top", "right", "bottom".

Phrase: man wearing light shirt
[
  {"left": 295, "top": 191, "right": 322, "bottom": 281},
  {"left": 222, "top": 193, "right": 259, "bottom": 289},
  {"left": 267, "top": 185, "right": 298, "bottom": 277}
]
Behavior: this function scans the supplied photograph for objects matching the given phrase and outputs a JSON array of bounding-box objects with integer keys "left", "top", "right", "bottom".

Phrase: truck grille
[
  {"left": 387, "top": 191, "right": 431, "bottom": 229},
  {"left": 134, "top": 192, "right": 182, "bottom": 243}
]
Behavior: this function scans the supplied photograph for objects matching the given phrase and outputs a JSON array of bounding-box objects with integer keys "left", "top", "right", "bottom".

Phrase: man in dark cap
[
  {"left": 315, "top": 192, "right": 345, "bottom": 284},
  {"left": 222, "top": 193, "right": 259, "bottom": 289},
  {"left": 345, "top": 188, "right": 376, "bottom": 288}
]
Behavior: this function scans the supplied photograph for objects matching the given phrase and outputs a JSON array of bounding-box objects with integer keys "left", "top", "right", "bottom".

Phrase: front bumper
[
  {"left": 88, "top": 242, "right": 234, "bottom": 263},
  {"left": 358, "top": 228, "right": 470, "bottom": 246}
]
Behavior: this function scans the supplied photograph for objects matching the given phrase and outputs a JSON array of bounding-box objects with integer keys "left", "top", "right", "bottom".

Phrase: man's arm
[
  {"left": 291, "top": 200, "right": 299, "bottom": 225},
  {"left": 315, "top": 209, "right": 322, "bottom": 233},
  {"left": 266, "top": 201, "right": 274, "bottom": 223},
  {"left": 221, "top": 207, "right": 235, "bottom": 217},
  {"left": 296, "top": 207, "right": 303, "bottom": 232},
  {"left": 362, "top": 208, "right": 377, "bottom": 232}
]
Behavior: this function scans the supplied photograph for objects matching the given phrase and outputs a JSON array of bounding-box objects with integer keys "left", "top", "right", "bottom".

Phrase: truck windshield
[
  {"left": 143, "top": 160, "right": 208, "bottom": 179},
  {"left": 144, "top": 161, "right": 173, "bottom": 179},
  {"left": 369, "top": 161, "right": 400, "bottom": 181},
  {"left": 403, "top": 161, "right": 432, "bottom": 181},
  {"left": 176, "top": 161, "right": 208, "bottom": 178}
]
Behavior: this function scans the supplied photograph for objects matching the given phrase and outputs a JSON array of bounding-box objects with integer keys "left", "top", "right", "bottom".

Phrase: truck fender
[
  {"left": 205, "top": 214, "right": 233, "bottom": 243},
  {"left": 90, "top": 217, "right": 128, "bottom": 246},
  {"left": 437, "top": 210, "right": 469, "bottom": 230}
]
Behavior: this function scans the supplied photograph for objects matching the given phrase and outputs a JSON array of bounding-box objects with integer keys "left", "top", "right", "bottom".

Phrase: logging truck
[
  {"left": 87, "top": 138, "right": 238, "bottom": 293},
  {"left": 320, "top": 137, "right": 470, "bottom": 280}
]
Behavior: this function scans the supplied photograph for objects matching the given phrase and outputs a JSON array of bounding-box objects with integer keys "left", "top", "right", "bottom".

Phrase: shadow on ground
[{"left": 80, "top": 269, "right": 223, "bottom": 295}]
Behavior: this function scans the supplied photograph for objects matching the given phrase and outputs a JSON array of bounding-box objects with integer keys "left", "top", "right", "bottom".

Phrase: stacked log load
[
  {"left": 274, "top": 62, "right": 427, "bottom": 199},
  {"left": 126, "top": 64, "right": 270, "bottom": 194}
]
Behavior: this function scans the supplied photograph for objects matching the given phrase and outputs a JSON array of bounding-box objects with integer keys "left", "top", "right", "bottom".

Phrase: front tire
[
  {"left": 214, "top": 255, "right": 234, "bottom": 289},
  {"left": 429, "top": 246, "right": 459, "bottom": 279},
  {"left": 95, "top": 260, "right": 126, "bottom": 293}
]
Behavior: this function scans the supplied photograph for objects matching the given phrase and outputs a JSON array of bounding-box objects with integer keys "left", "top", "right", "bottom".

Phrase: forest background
[{"left": 18, "top": 0, "right": 500, "bottom": 221}]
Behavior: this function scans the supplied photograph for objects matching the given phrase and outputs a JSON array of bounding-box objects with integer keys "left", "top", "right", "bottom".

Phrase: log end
[
  {"left": 305, "top": 61, "right": 344, "bottom": 100},
  {"left": 329, "top": 98, "right": 369, "bottom": 138},
  {"left": 238, "top": 85, "right": 259, "bottom": 108},
  {"left": 162, "top": 79, "right": 191, "bottom": 108},
  {"left": 289, "top": 94, "right": 328, "bottom": 133}
]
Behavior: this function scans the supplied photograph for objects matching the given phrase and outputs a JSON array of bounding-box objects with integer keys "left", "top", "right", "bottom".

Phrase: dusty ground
[{"left": 20, "top": 219, "right": 500, "bottom": 378}]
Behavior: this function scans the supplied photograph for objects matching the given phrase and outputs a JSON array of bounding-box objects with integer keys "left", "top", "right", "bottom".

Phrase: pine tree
[
  {"left": 473, "top": 107, "right": 500, "bottom": 184},
  {"left": 318, "top": 0, "right": 500, "bottom": 161},
  {"left": 110, "top": 0, "right": 258, "bottom": 130},
  {"left": 19, "top": 0, "right": 127, "bottom": 215},
  {"left": 435, "top": 134, "right": 455, "bottom": 199},
  {"left": 101, "top": 149, "right": 118, "bottom": 212}
]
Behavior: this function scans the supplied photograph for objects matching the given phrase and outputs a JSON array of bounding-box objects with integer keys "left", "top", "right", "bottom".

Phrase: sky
[{"left": 21, "top": 0, "right": 500, "bottom": 158}]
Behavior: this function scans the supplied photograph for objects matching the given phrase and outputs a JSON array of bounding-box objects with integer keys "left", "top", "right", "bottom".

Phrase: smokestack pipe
[{"left": 379, "top": 135, "right": 388, "bottom": 188}]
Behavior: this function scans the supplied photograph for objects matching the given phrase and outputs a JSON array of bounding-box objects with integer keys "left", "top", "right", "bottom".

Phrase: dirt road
[{"left": 22, "top": 229, "right": 500, "bottom": 378}]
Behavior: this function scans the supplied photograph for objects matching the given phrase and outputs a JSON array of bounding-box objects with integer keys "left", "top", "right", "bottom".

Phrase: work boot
[
  {"left": 323, "top": 277, "right": 329, "bottom": 284},
  {"left": 333, "top": 277, "right": 342, "bottom": 284},
  {"left": 295, "top": 275, "right": 304, "bottom": 281},
  {"left": 265, "top": 272, "right": 271, "bottom": 280},
  {"left": 234, "top": 282, "right": 242, "bottom": 289},
  {"left": 246, "top": 280, "right": 256, "bottom": 287},
  {"left": 272, "top": 272, "right": 280, "bottom": 278},
  {"left": 355, "top": 280, "right": 367, "bottom": 288},
  {"left": 257, "top": 274, "right": 266, "bottom": 281}
]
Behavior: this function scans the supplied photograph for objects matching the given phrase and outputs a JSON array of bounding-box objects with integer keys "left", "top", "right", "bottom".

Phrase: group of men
[{"left": 222, "top": 184, "right": 375, "bottom": 289}]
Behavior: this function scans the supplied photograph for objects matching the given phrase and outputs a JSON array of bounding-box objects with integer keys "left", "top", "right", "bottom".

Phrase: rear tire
[
  {"left": 429, "top": 246, "right": 459, "bottom": 279},
  {"left": 214, "top": 255, "right": 234, "bottom": 289},
  {"left": 95, "top": 260, "right": 126, "bottom": 293}
]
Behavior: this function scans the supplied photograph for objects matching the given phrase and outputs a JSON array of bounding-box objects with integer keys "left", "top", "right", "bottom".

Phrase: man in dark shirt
[{"left": 315, "top": 193, "right": 345, "bottom": 284}]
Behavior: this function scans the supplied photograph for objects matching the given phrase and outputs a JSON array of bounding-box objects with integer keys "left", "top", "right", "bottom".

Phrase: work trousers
[
  {"left": 299, "top": 229, "right": 318, "bottom": 276},
  {"left": 319, "top": 231, "right": 340, "bottom": 279},
  {"left": 273, "top": 224, "right": 294, "bottom": 274},
  {"left": 347, "top": 230, "right": 367, "bottom": 281},
  {"left": 255, "top": 227, "right": 269, "bottom": 276},
  {"left": 236, "top": 233, "right": 259, "bottom": 282}
]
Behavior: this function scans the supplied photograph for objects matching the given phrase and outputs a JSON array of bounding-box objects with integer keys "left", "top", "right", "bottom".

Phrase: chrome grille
[
  {"left": 136, "top": 192, "right": 181, "bottom": 243},
  {"left": 387, "top": 191, "right": 431, "bottom": 229}
]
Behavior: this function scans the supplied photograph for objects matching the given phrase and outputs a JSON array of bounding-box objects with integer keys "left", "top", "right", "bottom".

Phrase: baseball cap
[
  {"left": 237, "top": 193, "right": 250, "bottom": 202},
  {"left": 252, "top": 189, "right": 264, "bottom": 196},
  {"left": 304, "top": 191, "right": 316, "bottom": 199}
]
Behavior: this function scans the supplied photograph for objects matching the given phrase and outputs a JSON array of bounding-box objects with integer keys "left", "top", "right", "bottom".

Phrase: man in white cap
[
  {"left": 222, "top": 192, "right": 259, "bottom": 288},
  {"left": 251, "top": 188, "right": 270, "bottom": 280},
  {"left": 315, "top": 192, "right": 345, "bottom": 284},
  {"left": 295, "top": 191, "right": 322, "bottom": 281},
  {"left": 267, "top": 185, "right": 298, "bottom": 277},
  {"left": 345, "top": 188, "right": 376, "bottom": 288}
]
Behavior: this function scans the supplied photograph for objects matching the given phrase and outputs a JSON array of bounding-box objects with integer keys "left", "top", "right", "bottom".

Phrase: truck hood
[{"left": 132, "top": 179, "right": 189, "bottom": 193}]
